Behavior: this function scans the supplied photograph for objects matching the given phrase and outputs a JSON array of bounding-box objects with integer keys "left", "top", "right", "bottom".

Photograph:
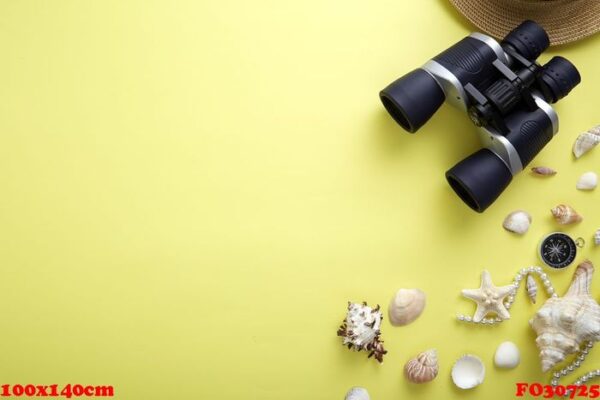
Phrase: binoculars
[{"left": 380, "top": 21, "right": 581, "bottom": 212}]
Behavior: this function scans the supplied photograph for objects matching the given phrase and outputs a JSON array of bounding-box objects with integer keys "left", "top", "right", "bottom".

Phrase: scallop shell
[
  {"left": 502, "top": 210, "right": 532, "bottom": 235},
  {"left": 451, "top": 354, "right": 485, "bottom": 389},
  {"left": 530, "top": 261, "right": 600, "bottom": 372},
  {"left": 388, "top": 288, "right": 426, "bottom": 326},
  {"left": 404, "top": 349, "right": 438, "bottom": 384},
  {"left": 526, "top": 274, "right": 537, "bottom": 304},
  {"left": 595, "top": 229, "right": 600, "bottom": 246},
  {"left": 531, "top": 166, "right": 557, "bottom": 176},
  {"left": 551, "top": 204, "right": 583, "bottom": 225},
  {"left": 344, "top": 387, "right": 370, "bottom": 400},
  {"left": 494, "top": 341, "right": 520, "bottom": 369},
  {"left": 576, "top": 172, "right": 598, "bottom": 191},
  {"left": 573, "top": 126, "right": 600, "bottom": 158}
]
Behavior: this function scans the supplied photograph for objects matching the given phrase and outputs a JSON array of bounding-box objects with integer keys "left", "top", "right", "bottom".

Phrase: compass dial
[{"left": 539, "top": 233, "right": 577, "bottom": 269}]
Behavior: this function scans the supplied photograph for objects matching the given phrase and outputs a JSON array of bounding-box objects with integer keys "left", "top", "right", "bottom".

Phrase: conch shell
[
  {"left": 388, "top": 288, "right": 426, "bottom": 326},
  {"left": 404, "top": 349, "right": 438, "bottom": 384},
  {"left": 530, "top": 261, "right": 600, "bottom": 372},
  {"left": 573, "top": 126, "right": 600, "bottom": 158},
  {"left": 551, "top": 204, "right": 583, "bottom": 225}
]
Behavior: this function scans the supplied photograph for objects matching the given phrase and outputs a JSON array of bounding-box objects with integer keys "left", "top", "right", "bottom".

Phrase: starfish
[{"left": 461, "top": 270, "right": 514, "bottom": 323}]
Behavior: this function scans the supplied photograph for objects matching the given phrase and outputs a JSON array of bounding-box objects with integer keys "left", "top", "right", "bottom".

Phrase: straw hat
[{"left": 449, "top": 0, "right": 600, "bottom": 45}]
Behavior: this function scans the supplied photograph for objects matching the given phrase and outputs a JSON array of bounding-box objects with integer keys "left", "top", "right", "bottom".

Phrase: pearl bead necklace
[
  {"left": 456, "top": 266, "right": 557, "bottom": 325},
  {"left": 551, "top": 341, "right": 597, "bottom": 397}
]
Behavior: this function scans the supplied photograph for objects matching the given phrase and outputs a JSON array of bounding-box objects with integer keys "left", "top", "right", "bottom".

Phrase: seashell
[
  {"left": 451, "top": 354, "right": 485, "bottom": 389},
  {"left": 404, "top": 349, "right": 439, "bottom": 384},
  {"left": 576, "top": 171, "right": 598, "bottom": 191},
  {"left": 494, "top": 341, "right": 520, "bottom": 369},
  {"left": 337, "top": 302, "right": 387, "bottom": 363},
  {"left": 388, "top": 288, "right": 426, "bottom": 326},
  {"left": 530, "top": 261, "right": 600, "bottom": 372},
  {"left": 344, "top": 387, "right": 370, "bottom": 400},
  {"left": 531, "top": 166, "right": 557, "bottom": 176},
  {"left": 526, "top": 274, "right": 537, "bottom": 304},
  {"left": 595, "top": 229, "right": 600, "bottom": 246},
  {"left": 573, "top": 126, "right": 600, "bottom": 158},
  {"left": 502, "top": 210, "right": 532, "bottom": 235},
  {"left": 551, "top": 204, "right": 583, "bottom": 225}
]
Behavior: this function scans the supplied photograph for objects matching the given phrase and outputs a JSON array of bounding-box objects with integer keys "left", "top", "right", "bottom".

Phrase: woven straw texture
[{"left": 449, "top": 0, "right": 600, "bottom": 45}]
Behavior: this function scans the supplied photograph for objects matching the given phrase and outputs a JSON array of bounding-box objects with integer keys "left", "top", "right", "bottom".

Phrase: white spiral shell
[
  {"left": 530, "top": 261, "right": 600, "bottom": 372},
  {"left": 526, "top": 274, "right": 537, "bottom": 304}
]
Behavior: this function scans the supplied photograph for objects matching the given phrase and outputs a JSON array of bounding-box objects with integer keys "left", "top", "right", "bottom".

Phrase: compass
[{"left": 538, "top": 233, "right": 584, "bottom": 269}]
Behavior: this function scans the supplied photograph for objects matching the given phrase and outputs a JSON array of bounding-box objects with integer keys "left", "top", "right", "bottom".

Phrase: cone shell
[
  {"left": 530, "top": 261, "right": 600, "bottom": 372},
  {"left": 595, "top": 229, "right": 600, "bottom": 246},
  {"left": 551, "top": 204, "right": 583, "bottom": 225},
  {"left": 531, "top": 166, "right": 557, "bottom": 176},
  {"left": 526, "top": 274, "right": 537, "bottom": 304},
  {"left": 503, "top": 210, "right": 532, "bottom": 235},
  {"left": 388, "top": 289, "right": 426, "bottom": 326},
  {"left": 404, "top": 349, "right": 439, "bottom": 384},
  {"left": 573, "top": 127, "right": 600, "bottom": 158}
]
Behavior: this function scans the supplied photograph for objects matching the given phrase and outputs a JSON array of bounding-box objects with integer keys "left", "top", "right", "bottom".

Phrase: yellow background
[{"left": 1, "top": 1, "right": 599, "bottom": 399}]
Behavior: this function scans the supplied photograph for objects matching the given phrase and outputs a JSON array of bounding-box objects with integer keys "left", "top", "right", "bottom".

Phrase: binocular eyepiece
[{"left": 380, "top": 21, "right": 581, "bottom": 212}]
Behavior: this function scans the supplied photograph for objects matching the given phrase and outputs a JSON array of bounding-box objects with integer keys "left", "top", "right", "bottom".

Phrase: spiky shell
[
  {"left": 551, "top": 204, "right": 583, "bottom": 225},
  {"left": 573, "top": 127, "right": 600, "bottom": 158},
  {"left": 530, "top": 261, "right": 600, "bottom": 372},
  {"left": 404, "top": 349, "right": 438, "bottom": 384},
  {"left": 337, "top": 302, "right": 387, "bottom": 363}
]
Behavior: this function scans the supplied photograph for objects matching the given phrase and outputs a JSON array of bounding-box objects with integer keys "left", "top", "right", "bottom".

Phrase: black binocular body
[{"left": 380, "top": 21, "right": 581, "bottom": 212}]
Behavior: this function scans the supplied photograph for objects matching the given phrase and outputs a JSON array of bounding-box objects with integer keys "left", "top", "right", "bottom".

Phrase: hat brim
[{"left": 449, "top": 0, "right": 600, "bottom": 45}]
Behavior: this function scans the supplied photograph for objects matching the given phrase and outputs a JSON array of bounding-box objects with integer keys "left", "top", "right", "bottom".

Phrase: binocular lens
[
  {"left": 502, "top": 20, "right": 550, "bottom": 60},
  {"left": 539, "top": 56, "right": 582, "bottom": 103},
  {"left": 379, "top": 69, "right": 445, "bottom": 133},
  {"left": 445, "top": 149, "right": 513, "bottom": 212}
]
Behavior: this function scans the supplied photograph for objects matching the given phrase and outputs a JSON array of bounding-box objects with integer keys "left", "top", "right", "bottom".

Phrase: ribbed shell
[{"left": 404, "top": 349, "right": 438, "bottom": 384}]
